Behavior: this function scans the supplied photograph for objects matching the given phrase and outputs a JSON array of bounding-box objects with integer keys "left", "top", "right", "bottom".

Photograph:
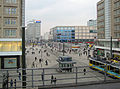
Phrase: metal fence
[{"left": 0, "top": 66, "right": 119, "bottom": 89}]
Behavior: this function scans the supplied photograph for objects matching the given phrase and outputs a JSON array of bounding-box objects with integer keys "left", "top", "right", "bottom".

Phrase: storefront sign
[{"left": 4, "top": 58, "right": 17, "bottom": 68}]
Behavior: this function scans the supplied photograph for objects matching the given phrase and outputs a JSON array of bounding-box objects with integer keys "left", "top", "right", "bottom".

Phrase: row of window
[
  {"left": 5, "top": 18, "right": 16, "bottom": 25},
  {"left": 97, "top": 15, "right": 104, "bottom": 21},
  {"left": 97, "top": 3, "right": 104, "bottom": 10},
  {"left": 57, "top": 27, "right": 75, "bottom": 30},
  {"left": 114, "top": 1, "right": 120, "bottom": 8},
  {"left": 4, "top": 29, "right": 16, "bottom": 37},
  {"left": 114, "top": 32, "right": 120, "bottom": 38},
  {"left": 114, "top": 9, "right": 120, "bottom": 15},
  {"left": 5, "top": 7, "right": 17, "bottom": 15},
  {"left": 98, "top": 9, "right": 104, "bottom": 15},
  {"left": 114, "top": 17, "right": 120, "bottom": 23},
  {"left": 5, "top": 0, "right": 17, "bottom": 4},
  {"left": 57, "top": 30, "right": 75, "bottom": 32},
  {"left": 57, "top": 37, "right": 72, "bottom": 39},
  {"left": 0, "top": 41, "right": 21, "bottom": 52},
  {"left": 115, "top": 25, "right": 120, "bottom": 30},
  {"left": 98, "top": 34, "right": 105, "bottom": 39},
  {"left": 97, "top": 22, "right": 104, "bottom": 26},
  {"left": 75, "top": 35, "right": 96, "bottom": 37}
]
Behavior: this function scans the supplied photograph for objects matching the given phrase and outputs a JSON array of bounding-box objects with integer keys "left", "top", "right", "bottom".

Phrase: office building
[
  {"left": 50, "top": 26, "right": 75, "bottom": 42},
  {"left": 96, "top": 0, "right": 120, "bottom": 58},
  {"left": 50, "top": 26, "right": 97, "bottom": 43},
  {"left": 0, "top": 0, "right": 25, "bottom": 69},
  {"left": 26, "top": 20, "right": 41, "bottom": 42}
]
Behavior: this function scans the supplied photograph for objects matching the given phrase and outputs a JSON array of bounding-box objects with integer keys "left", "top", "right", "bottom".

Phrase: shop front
[{"left": 0, "top": 39, "right": 22, "bottom": 69}]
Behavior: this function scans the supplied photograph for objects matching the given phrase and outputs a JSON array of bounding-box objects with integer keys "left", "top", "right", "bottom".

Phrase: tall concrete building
[
  {"left": 26, "top": 20, "right": 41, "bottom": 42},
  {"left": 0, "top": 0, "right": 25, "bottom": 69},
  {"left": 96, "top": 0, "right": 120, "bottom": 58}
]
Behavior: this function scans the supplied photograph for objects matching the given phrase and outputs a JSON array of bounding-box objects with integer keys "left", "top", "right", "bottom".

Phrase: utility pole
[
  {"left": 22, "top": 26, "right": 26, "bottom": 88},
  {"left": 110, "top": 36, "right": 112, "bottom": 58},
  {"left": 63, "top": 42, "right": 65, "bottom": 56}
]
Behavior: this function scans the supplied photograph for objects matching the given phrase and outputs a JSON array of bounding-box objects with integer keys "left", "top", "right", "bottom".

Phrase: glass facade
[
  {"left": 0, "top": 41, "right": 22, "bottom": 52},
  {"left": 55, "top": 27, "right": 75, "bottom": 42}
]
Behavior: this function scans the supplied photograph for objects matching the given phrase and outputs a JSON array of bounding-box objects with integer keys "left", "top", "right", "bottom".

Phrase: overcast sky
[{"left": 25, "top": 0, "right": 100, "bottom": 35}]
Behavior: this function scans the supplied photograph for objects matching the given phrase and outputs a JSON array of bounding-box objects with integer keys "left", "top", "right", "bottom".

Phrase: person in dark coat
[
  {"left": 14, "top": 79, "right": 16, "bottom": 89},
  {"left": 51, "top": 75, "right": 54, "bottom": 84},
  {"left": 10, "top": 79, "right": 13, "bottom": 88},
  {"left": 18, "top": 72, "right": 21, "bottom": 80},
  {"left": 83, "top": 69, "right": 86, "bottom": 75},
  {"left": 53, "top": 77, "right": 57, "bottom": 85},
  {"left": 41, "top": 72, "right": 44, "bottom": 81}
]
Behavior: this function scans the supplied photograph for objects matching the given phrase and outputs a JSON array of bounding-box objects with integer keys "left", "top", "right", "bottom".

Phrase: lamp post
[
  {"left": 22, "top": 26, "right": 26, "bottom": 88},
  {"left": 110, "top": 36, "right": 112, "bottom": 58}
]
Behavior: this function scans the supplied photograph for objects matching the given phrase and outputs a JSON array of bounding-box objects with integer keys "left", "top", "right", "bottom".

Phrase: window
[
  {"left": 11, "top": 0, "right": 17, "bottom": 3},
  {"left": 5, "top": 0, "right": 17, "bottom": 3},
  {"left": 4, "top": 29, "right": 16, "bottom": 37},
  {"left": 5, "top": 18, "right": 17, "bottom": 25},
  {"left": 4, "top": 7, "right": 17, "bottom": 15}
]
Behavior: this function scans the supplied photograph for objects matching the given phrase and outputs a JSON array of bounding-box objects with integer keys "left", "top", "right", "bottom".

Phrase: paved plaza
[{"left": 0, "top": 43, "right": 116, "bottom": 89}]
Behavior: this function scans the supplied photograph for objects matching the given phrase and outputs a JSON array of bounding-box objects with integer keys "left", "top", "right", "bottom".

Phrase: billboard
[
  {"left": 36, "top": 20, "right": 41, "bottom": 23},
  {"left": 4, "top": 58, "right": 17, "bottom": 68}
]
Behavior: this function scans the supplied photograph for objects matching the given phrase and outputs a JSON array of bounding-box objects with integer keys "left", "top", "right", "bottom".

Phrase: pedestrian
[
  {"left": 41, "top": 72, "right": 44, "bottom": 81},
  {"left": 35, "top": 57, "right": 37, "bottom": 61},
  {"left": 39, "top": 59, "right": 42, "bottom": 63},
  {"left": 14, "top": 79, "right": 16, "bottom": 89},
  {"left": 51, "top": 75, "right": 54, "bottom": 84},
  {"left": 18, "top": 72, "right": 21, "bottom": 80},
  {"left": 53, "top": 77, "right": 57, "bottom": 85},
  {"left": 83, "top": 69, "right": 86, "bottom": 75},
  {"left": 45, "top": 60, "right": 48, "bottom": 65},
  {"left": 79, "top": 53, "right": 80, "bottom": 56},
  {"left": 10, "top": 79, "right": 13, "bottom": 88}
]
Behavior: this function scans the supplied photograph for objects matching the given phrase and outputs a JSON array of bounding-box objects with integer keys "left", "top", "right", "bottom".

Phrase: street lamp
[
  {"left": 110, "top": 36, "right": 112, "bottom": 58},
  {"left": 22, "top": 26, "right": 26, "bottom": 88}
]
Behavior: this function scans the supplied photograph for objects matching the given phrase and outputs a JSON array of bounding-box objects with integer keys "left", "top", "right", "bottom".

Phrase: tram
[
  {"left": 56, "top": 56, "right": 76, "bottom": 72},
  {"left": 89, "top": 57, "right": 120, "bottom": 78}
]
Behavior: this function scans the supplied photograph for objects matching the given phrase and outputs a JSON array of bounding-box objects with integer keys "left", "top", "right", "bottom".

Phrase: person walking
[
  {"left": 51, "top": 75, "right": 54, "bottom": 84},
  {"left": 18, "top": 72, "right": 21, "bottom": 80},
  {"left": 53, "top": 77, "right": 57, "bottom": 85},
  {"left": 45, "top": 60, "right": 48, "bottom": 65},
  {"left": 14, "top": 79, "right": 16, "bottom": 89},
  {"left": 39, "top": 59, "right": 42, "bottom": 63},
  {"left": 10, "top": 79, "right": 13, "bottom": 88},
  {"left": 83, "top": 69, "right": 86, "bottom": 75},
  {"left": 35, "top": 57, "right": 37, "bottom": 61},
  {"left": 41, "top": 72, "right": 44, "bottom": 81}
]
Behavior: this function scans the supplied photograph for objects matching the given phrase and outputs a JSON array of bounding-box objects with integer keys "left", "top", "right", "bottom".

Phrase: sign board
[
  {"left": 4, "top": 58, "right": 17, "bottom": 68},
  {"left": 36, "top": 20, "right": 41, "bottom": 23}
]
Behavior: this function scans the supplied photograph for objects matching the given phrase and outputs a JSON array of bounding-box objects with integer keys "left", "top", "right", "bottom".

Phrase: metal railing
[{"left": 0, "top": 66, "right": 119, "bottom": 89}]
